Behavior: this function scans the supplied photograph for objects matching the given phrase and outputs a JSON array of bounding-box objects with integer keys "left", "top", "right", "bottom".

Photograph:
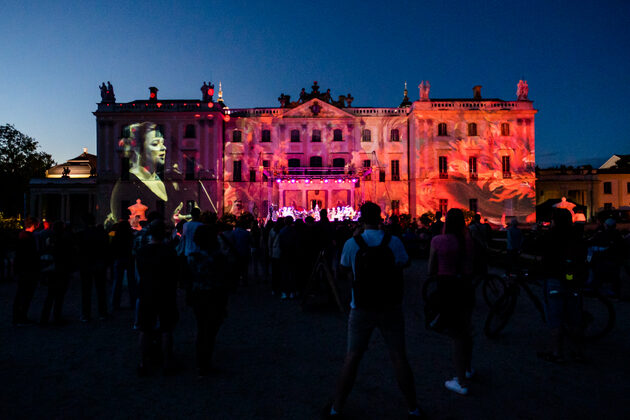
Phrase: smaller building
[
  {"left": 536, "top": 154, "right": 630, "bottom": 221},
  {"left": 29, "top": 148, "right": 98, "bottom": 225}
]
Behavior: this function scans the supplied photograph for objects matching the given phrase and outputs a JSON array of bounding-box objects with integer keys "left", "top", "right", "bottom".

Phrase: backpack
[{"left": 353, "top": 232, "right": 402, "bottom": 311}]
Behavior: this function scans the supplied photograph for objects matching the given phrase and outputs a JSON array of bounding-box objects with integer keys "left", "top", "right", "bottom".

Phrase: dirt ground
[{"left": 1, "top": 259, "right": 629, "bottom": 419}]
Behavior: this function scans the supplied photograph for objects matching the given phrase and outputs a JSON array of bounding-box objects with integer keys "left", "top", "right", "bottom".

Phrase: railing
[
  {"left": 429, "top": 100, "right": 534, "bottom": 110},
  {"left": 347, "top": 108, "right": 409, "bottom": 116},
  {"left": 271, "top": 166, "right": 364, "bottom": 179},
  {"left": 96, "top": 101, "right": 217, "bottom": 112}
]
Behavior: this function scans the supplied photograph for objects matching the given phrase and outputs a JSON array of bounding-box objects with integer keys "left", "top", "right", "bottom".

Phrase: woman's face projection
[{"left": 145, "top": 129, "right": 166, "bottom": 167}]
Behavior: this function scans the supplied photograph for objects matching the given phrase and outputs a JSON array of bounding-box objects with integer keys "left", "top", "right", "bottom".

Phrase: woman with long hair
[{"left": 428, "top": 208, "right": 475, "bottom": 395}]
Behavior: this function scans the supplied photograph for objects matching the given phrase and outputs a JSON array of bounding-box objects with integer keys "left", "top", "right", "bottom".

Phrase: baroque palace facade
[{"left": 93, "top": 81, "right": 537, "bottom": 224}]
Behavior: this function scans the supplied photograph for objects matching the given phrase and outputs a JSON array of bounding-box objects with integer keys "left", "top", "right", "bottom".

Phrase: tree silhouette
[{"left": 0, "top": 124, "right": 55, "bottom": 216}]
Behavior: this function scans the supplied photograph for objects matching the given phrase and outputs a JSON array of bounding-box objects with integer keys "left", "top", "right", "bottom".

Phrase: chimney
[{"left": 473, "top": 85, "right": 482, "bottom": 100}]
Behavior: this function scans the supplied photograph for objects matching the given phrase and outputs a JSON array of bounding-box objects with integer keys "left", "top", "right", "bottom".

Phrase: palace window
[
  {"left": 310, "top": 156, "right": 323, "bottom": 167},
  {"left": 361, "top": 129, "right": 371, "bottom": 142},
  {"left": 261, "top": 129, "right": 271, "bottom": 142},
  {"left": 392, "top": 200, "right": 400, "bottom": 215},
  {"left": 333, "top": 129, "right": 343, "bottom": 142},
  {"left": 291, "top": 129, "right": 300, "bottom": 142},
  {"left": 468, "top": 123, "right": 478, "bottom": 136},
  {"left": 603, "top": 182, "right": 612, "bottom": 194},
  {"left": 232, "top": 130, "right": 242, "bottom": 143},
  {"left": 312, "top": 129, "right": 321, "bottom": 142},
  {"left": 288, "top": 158, "right": 301, "bottom": 175},
  {"left": 627, "top": 182, "right": 630, "bottom": 194},
  {"left": 501, "top": 123, "right": 510, "bottom": 136},
  {"left": 439, "top": 199, "right": 448, "bottom": 216},
  {"left": 184, "top": 124, "right": 196, "bottom": 138},
  {"left": 249, "top": 169, "right": 256, "bottom": 182},
  {"left": 185, "top": 156, "right": 195, "bottom": 180},
  {"left": 379, "top": 170, "right": 386, "bottom": 182},
  {"left": 439, "top": 156, "right": 448, "bottom": 179},
  {"left": 502, "top": 156, "right": 511, "bottom": 178},
  {"left": 391, "top": 129, "right": 400, "bottom": 142},
  {"left": 233, "top": 160, "right": 242, "bottom": 182},
  {"left": 438, "top": 123, "right": 448, "bottom": 136},
  {"left": 469, "top": 156, "right": 478, "bottom": 179},
  {"left": 363, "top": 159, "right": 371, "bottom": 181},
  {"left": 469, "top": 198, "right": 478, "bottom": 213},
  {"left": 262, "top": 160, "right": 270, "bottom": 182},
  {"left": 391, "top": 160, "right": 400, "bottom": 181},
  {"left": 156, "top": 124, "right": 165, "bottom": 137}
]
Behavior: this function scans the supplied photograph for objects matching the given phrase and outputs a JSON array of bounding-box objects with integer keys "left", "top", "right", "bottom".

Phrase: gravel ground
[{"left": 1, "top": 259, "right": 629, "bottom": 419}]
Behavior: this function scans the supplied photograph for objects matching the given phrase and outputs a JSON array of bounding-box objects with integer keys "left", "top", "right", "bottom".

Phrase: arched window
[
  {"left": 361, "top": 129, "right": 371, "bottom": 142},
  {"left": 291, "top": 129, "right": 300, "bottom": 142},
  {"left": 332, "top": 158, "right": 345, "bottom": 167},
  {"left": 438, "top": 123, "right": 448, "bottom": 136},
  {"left": 467, "top": 123, "right": 477, "bottom": 136},
  {"left": 184, "top": 124, "right": 196, "bottom": 138},
  {"left": 333, "top": 129, "right": 343, "bottom": 141},
  {"left": 501, "top": 123, "right": 510, "bottom": 136}
]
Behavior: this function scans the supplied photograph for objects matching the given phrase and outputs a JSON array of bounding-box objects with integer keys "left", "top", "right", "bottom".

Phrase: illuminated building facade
[{"left": 93, "top": 80, "right": 537, "bottom": 224}]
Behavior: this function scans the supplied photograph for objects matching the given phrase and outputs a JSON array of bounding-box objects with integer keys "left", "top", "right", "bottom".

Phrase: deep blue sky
[{"left": 2, "top": 0, "right": 629, "bottom": 167}]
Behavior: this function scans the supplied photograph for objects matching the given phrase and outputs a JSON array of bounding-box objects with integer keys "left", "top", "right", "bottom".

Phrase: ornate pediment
[
  {"left": 282, "top": 99, "right": 355, "bottom": 118},
  {"left": 277, "top": 81, "right": 354, "bottom": 110}
]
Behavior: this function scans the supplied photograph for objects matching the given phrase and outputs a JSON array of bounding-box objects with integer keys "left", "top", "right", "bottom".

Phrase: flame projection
[{"left": 95, "top": 81, "right": 536, "bottom": 224}]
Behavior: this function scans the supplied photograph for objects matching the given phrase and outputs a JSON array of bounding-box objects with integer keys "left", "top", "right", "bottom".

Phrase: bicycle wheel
[
  {"left": 484, "top": 291, "right": 517, "bottom": 338},
  {"left": 422, "top": 276, "right": 438, "bottom": 302},
  {"left": 482, "top": 274, "right": 507, "bottom": 307},
  {"left": 567, "top": 291, "right": 615, "bottom": 341}
]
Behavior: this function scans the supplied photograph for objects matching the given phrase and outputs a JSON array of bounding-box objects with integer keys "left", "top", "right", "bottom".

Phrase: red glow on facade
[
  {"left": 157, "top": 103, "right": 162, "bottom": 108},
  {"left": 208, "top": 102, "right": 213, "bottom": 108},
  {"left": 194, "top": 114, "right": 201, "bottom": 118},
  {"left": 223, "top": 115, "right": 231, "bottom": 122},
  {"left": 150, "top": 92, "right": 156, "bottom": 99},
  {"left": 207, "top": 88, "right": 214, "bottom": 96}
]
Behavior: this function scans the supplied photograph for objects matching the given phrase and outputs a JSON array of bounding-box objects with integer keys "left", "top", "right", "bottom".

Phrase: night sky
[{"left": 1, "top": 0, "right": 629, "bottom": 167}]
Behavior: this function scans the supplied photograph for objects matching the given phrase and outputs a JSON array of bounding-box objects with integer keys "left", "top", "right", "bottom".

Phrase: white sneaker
[{"left": 444, "top": 377, "right": 468, "bottom": 395}]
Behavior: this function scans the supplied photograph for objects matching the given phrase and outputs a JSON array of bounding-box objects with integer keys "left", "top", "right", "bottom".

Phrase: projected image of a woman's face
[{"left": 145, "top": 129, "right": 166, "bottom": 167}]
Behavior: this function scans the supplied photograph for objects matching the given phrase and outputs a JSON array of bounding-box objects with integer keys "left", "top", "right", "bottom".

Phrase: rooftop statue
[
  {"left": 99, "top": 81, "right": 115, "bottom": 102},
  {"left": 419, "top": 81, "right": 431, "bottom": 101},
  {"left": 517, "top": 80, "right": 529, "bottom": 101}
]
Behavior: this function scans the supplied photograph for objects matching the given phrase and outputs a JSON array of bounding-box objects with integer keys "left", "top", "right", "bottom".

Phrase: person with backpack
[
  {"left": 187, "top": 224, "right": 231, "bottom": 376},
  {"left": 326, "top": 202, "right": 425, "bottom": 419},
  {"left": 428, "top": 208, "right": 475, "bottom": 395}
]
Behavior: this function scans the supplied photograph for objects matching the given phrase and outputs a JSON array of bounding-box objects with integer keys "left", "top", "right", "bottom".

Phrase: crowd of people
[{"left": 4, "top": 203, "right": 630, "bottom": 419}]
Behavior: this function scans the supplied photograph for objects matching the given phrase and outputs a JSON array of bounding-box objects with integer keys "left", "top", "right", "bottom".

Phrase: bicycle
[
  {"left": 422, "top": 271, "right": 506, "bottom": 308},
  {"left": 484, "top": 270, "right": 615, "bottom": 341}
]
